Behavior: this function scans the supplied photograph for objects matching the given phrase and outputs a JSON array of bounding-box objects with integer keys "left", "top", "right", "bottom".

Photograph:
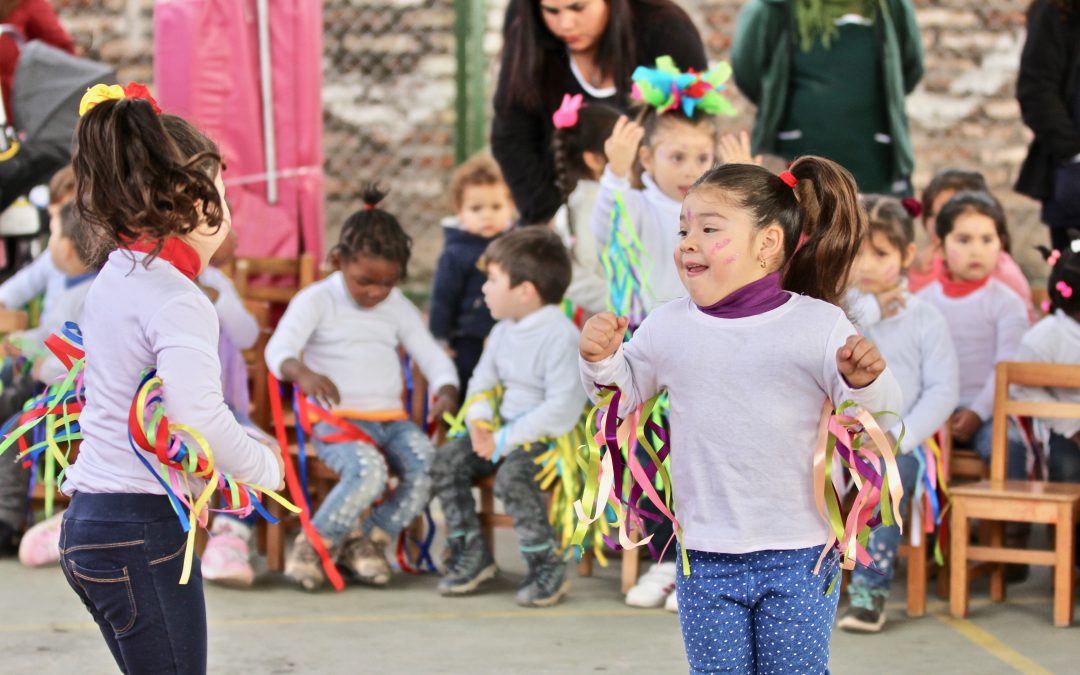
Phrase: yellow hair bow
[{"left": 79, "top": 83, "right": 162, "bottom": 117}]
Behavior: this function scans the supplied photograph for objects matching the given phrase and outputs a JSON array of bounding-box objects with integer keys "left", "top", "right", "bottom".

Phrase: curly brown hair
[{"left": 72, "top": 98, "right": 224, "bottom": 265}]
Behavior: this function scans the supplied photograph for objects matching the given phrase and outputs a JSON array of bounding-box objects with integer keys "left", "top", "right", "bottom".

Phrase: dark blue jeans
[{"left": 59, "top": 493, "right": 206, "bottom": 674}]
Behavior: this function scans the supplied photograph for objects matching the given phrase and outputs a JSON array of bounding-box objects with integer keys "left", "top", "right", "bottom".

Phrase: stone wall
[{"left": 51, "top": 0, "right": 1048, "bottom": 284}]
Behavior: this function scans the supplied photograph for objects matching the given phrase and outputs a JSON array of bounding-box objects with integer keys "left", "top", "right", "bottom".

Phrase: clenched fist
[
  {"left": 836, "top": 334, "right": 886, "bottom": 389},
  {"left": 580, "top": 312, "right": 629, "bottom": 363}
]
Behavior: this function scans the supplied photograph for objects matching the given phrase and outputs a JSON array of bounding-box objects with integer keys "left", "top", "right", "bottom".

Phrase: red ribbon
[{"left": 122, "top": 238, "right": 202, "bottom": 281}]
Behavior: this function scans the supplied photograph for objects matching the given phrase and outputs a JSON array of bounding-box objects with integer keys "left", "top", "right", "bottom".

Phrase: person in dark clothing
[
  {"left": 429, "top": 153, "right": 514, "bottom": 390},
  {"left": 491, "top": 0, "right": 707, "bottom": 226},
  {"left": 1016, "top": 0, "right": 1080, "bottom": 252}
]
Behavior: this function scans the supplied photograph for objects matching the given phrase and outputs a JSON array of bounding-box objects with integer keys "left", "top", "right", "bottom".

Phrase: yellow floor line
[{"left": 932, "top": 611, "right": 1053, "bottom": 675}]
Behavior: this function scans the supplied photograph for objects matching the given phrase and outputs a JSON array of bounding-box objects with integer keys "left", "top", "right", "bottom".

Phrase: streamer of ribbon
[{"left": 601, "top": 193, "right": 654, "bottom": 332}]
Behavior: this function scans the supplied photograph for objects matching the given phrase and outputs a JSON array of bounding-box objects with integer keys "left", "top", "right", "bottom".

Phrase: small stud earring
[{"left": 759, "top": 257, "right": 767, "bottom": 269}]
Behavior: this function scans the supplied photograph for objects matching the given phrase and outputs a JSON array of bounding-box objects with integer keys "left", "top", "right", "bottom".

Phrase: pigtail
[
  {"left": 1039, "top": 230, "right": 1080, "bottom": 316},
  {"left": 782, "top": 156, "right": 866, "bottom": 306},
  {"left": 332, "top": 182, "right": 412, "bottom": 278},
  {"left": 552, "top": 129, "right": 577, "bottom": 238}
]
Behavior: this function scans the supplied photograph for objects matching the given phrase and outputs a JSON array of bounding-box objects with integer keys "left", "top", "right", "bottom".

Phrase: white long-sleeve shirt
[
  {"left": 198, "top": 266, "right": 258, "bottom": 350},
  {"left": 916, "top": 278, "right": 1029, "bottom": 421},
  {"left": 580, "top": 294, "right": 903, "bottom": 554},
  {"left": 858, "top": 294, "right": 960, "bottom": 453},
  {"left": 1014, "top": 311, "right": 1080, "bottom": 438},
  {"left": 25, "top": 272, "right": 96, "bottom": 385},
  {"left": 466, "top": 304, "right": 587, "bottom": 447},
  {"left": 265, "top": 273, "right": 458, "bottom": 416},
  {"left": 591, "top": 167, "right": 685, "bottom": 311},
  {"left": 554, "top": 179, "right": 608, "bottom": 314},
  {"left": 65, "top": 249, "right": 281, "bottom": 495},
  {"left": 0, "top": 253, "right": 65, "bottom": 313}
]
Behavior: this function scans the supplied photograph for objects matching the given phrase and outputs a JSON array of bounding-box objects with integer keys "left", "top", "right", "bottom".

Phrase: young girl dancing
[
  {"left": 58, "top": 85, "right": 283, "bottom": 673},
  {"left": 265, "top": 186, "right": 459, "bottom": 591},
  {"left": 579, "top": 157, "right": 902, "bottom": 673}
]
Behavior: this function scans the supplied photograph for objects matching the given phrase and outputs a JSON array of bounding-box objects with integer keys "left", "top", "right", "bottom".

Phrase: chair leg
[
  {"left": 989, "top": 521, "right": 1006, "bottom": 603},
  {"left": 479, "top": 486, "right": 495, "bottom": 548},
  {"left": 950, "top": 500, "right": 970, "bottom": 619},
  {"left": 577, "top": 549, "right": 594, "bottom": 577},
  {"left": 621, "top": 547, "right": 641, "bottom": 594},
  {"left": 1054, "top": 505, "right": 1076, "bottom": 627},
  {"left": 907, "top": 534, "right": 927, "bottom": 617}
]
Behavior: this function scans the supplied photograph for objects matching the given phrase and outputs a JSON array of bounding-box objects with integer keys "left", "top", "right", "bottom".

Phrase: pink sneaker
[
  {"left": 19, "top": 511, "right": 64, "bottom": 568},
  {"left": 201, "top": 532, "right": 255, "bottom": 587}
]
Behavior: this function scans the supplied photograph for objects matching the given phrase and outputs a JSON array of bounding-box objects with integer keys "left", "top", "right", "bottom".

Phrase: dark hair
[
  {"left": 72, "top": 99, "right": 224, "bottom": 264},
  {"left": 57, "top": 201, "right": 79, "bottom": 240},
  {"left": 920, "top": 168, "right": 988, "bottom": 222},
  {"left": 689, "top": 156, "right": 865, "bottom": 306},
  {"left": 48, "top": 165, "right": 76, "bottom": 206},
  {"left": 482, "top": 227, "right": 572, "bottom": 305},
  {"left": 862, "top": 194, "right": 915, "bottom": 253},
  {"left": 1038, "top": 231, "right": 1080, "bottom": 316},
  {"left": 638, "top": 104, "right": 717, "bottom": 149},
  {"left": 332, "top": 184, "right": 413, "bottom": 278},
  {"left": 450, "top": 153, "right": 508, "bottom": 211},
  {"left": 552, "top": 103, "right": 621, "bottom": 200},
  {"left": 498, "top": 0, "right": 694, "bottom": 112},
  {"left": 57, "top": 200, "right": 101, "bottom": 270},
  {"left": 160, "top": 114, "right": 221, "bottom": 177},
  {"left": 934, "top": 190, "right": 1010, "bottom": 250}
]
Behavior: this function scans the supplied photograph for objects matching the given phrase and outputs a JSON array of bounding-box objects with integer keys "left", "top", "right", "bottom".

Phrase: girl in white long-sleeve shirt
[
  {"left": 265, "top": 186, "right": 459, "bottom": 591},
  {"left": 580, "top": 159, "right": 902, "bottom": 673},
  {"left": 838, "top": 195, "right": 959, "bottom": 634},
  {"left": 57, "top": 91, "right": 282, "bottom": 674}
]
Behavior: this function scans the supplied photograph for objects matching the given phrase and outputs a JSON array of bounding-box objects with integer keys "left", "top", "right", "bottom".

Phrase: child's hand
[
  {"left": 265, "top": 439, "right": 286, "bottom": 491},
  {"left": 430, "top": 384, "right": 459, "bottom": 423},
  {"left": 297, "top": 369, "right": 341, "bottom": 409},
  {"left": 951, "top": 409, "right": 982, "bottom": 445},
  {"left": 3, "top": 340, "right": 21, "bottom": 359},
  {"left": 836, "top": 335, "right": 886, "bottom": 388},
  {"left": 470, "top": 425, "right": 496, "bottom": 460},
  {"left": 875, "top": 287, "right": 907, "bottom": 320},
  {"left": 604, "top": 116, "right": 645, "bottom": 179},
  {"left": 718, "top": 131, "right": 762, "bottom": 166},
  {"left": 580, "top": 312, "right": 629, "bottom": 363}
]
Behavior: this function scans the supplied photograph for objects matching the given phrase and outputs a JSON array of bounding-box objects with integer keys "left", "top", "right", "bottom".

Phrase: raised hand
[
  {"left": 836, "top": 335, "right": 886, "bottom": 389},
  {"left": 580, "top": 312, "right": 629, "bottom": 363},
  {"left": 604, "top": 116, "right": 646, "bottom": 179}
]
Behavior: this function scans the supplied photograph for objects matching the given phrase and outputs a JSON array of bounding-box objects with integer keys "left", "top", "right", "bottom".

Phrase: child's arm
[
  {"left": 969, "top": 293, "right": 1030, "bottom": 422},
  {"left": 579, "top": 312, "right": 660, "bottom": 417},
  {"left": 896, "top": 309, "right": 960, "bottom": 452},
  {"left": 395, "top": 293, "right": 460, "bottom": 419},
  {"left": 591, "top": 118, "right": 648, "bottom": 247},
  {"left": 428, "top": 249, "right": 465, "bottom": 344},
  {"left": 264, "top": 288, "right": 339, "bottom": 407},
  {"left": 150, "top": 294, "right": 282, "bottom": 489},
  {"left": 501, "top": 328, "right": 589, "bottom": 447},
  {"left": 1014, "top": 325, "right": 1080, "bottom": 439},
  {"left": 205, "top": 271, "right": 259, "bottom": 350},
  {"left": 0, "top": 254, "right": 53, "bottom": 309},
  {"left": 826, "top": 316, "right": 904, "bottom": 419},
  {"left": 463, "top": 324, "right": 502, "bottom": 426}
]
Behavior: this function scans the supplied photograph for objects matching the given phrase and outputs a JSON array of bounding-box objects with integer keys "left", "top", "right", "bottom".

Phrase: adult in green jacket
[{"left": 732, "top": 0, "right": 924, "bottom": 195}]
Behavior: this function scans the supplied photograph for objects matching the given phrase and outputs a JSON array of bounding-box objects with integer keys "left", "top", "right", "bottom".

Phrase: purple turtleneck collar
[{"left": 696, "top": 272, "right": 789, "bottom": 319}]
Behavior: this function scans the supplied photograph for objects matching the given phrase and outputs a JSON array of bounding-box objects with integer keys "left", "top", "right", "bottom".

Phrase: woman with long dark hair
[{"left": 491, "top": 0, "right": 706, "bottom": 226}]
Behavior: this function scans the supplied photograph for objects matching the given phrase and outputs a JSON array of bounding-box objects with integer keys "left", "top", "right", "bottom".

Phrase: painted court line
[{"left": 932, "top": 611, "right": 1053, "bottom": 675}]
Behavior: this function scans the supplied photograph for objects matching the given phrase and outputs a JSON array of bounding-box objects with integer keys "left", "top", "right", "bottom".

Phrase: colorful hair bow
[
  {"left": 1047, "top": 249, "right": 1062, "bottom": 267},
  {"left": 79, "top": 82, "right": 162, "bottom": 117},
  {"left": 1056, "top": 280, "right": 1073, "bottom": 299},
  {"left": 900, "top": 197, "right": 923, "bottom": 219},
  {"left": 553, "top": 93, "right": 584, "bottom": 129},
  {"left": 631, "top": 56, "right": 736, "bottom": 118}
]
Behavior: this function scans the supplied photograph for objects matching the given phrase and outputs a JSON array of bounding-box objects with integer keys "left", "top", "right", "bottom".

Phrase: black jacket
[
  {"left": 491, "top": 0, "right": 707, "bottom": 225},
  {"left": 429, "top": 225, "right": 497, "bottom": 342},
  {"left": 1015, "top": 0, "right": 1080, "bottom": 202}
]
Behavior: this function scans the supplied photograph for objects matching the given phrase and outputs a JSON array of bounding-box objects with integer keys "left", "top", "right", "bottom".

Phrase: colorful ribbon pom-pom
[
  {"left": 631, "top": 55, "right": 736, "bottom": 118},
  {"left": 552, "top": 93, "right": 584, "bottom": 129}
]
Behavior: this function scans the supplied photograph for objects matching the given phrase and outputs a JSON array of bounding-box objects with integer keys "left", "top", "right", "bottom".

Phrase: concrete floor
[{"left": 1, "top": 528, "right": 1077, "bottom": 675}]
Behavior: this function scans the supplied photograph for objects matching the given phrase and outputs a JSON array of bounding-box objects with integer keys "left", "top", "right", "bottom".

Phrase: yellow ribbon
[{"left": 79, "top": 84, "right": 126, "bottom": 117}]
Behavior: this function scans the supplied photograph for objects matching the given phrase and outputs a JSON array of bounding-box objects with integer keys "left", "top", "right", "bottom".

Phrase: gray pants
[{"left": 430, "top": 436, "right": 553, "bottom": 550}]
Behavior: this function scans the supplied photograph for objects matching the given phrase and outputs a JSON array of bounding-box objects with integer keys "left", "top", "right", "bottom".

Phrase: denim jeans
[
  {"left": 59, "top": 492, "right": 206, "bottom": 674},
  {"left": 311, "top": 419, "right": 434, "bottom": 545},
  {"left": 972, "top": 418, "right": 1029, "bottom": 479},
  {"left": 849, "top": 452, "right": 920, "bottom": 593}
]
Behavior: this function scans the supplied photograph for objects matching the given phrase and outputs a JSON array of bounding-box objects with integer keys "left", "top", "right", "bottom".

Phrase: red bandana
[
  {"left": 123, "top": 238, "right": 202, "bottom": 281},
  {"left": 938, "top": 268, "right": 991, "bottom": 298}
]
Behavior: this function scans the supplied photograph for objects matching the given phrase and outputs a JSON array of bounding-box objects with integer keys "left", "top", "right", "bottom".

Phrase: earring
[{"left": 758, "top": 257, "right": 767, "bottom": 269}]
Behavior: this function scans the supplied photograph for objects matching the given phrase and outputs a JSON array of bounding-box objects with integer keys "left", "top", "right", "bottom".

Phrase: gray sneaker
[
  {"left": 285, "top": 533, "right": 328, "bottom": 592},
  {"left": 437, "top": 532, "right": 497, "bottom": 595},
  {"left": 339, "top": 528, "right": 391, "bottom": 586},
  {"left": 837, "top": 583, "right": 887, "bottom": 633},
  {"left": 515, "top": 549, "right": 569, "bottom": 608}
]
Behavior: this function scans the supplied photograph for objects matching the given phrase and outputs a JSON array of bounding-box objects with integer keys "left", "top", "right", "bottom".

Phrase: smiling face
[
  {"left": 641, "top": 118, "right": 716, "bottom": 203},
  {"left": 942, "top": 211, "right": 1001, "bottom": 282},
  {"left": 458, "top": 184, "right": 514, "bottom": 238},
  {"left": 539, "top": 0, "right": 610, "bottom": 54},
  {"left": 337, "top": 252, "right": 402, "bottom": 308},
  {"left": 852, "top": 230, "right": 915, "bottom": 295},
  {"left": 676, "top": 188, "right": 782, "bottom": 306}
]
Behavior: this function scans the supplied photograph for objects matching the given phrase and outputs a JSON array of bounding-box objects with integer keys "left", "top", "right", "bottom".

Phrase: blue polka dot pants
[{"left": 675, "top": 546, "right": 840, "bottom": 674}]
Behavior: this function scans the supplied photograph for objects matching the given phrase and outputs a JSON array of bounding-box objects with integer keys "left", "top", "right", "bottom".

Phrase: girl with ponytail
[{"left": 578, "top": 156, "right": 903, "bottom": 672}]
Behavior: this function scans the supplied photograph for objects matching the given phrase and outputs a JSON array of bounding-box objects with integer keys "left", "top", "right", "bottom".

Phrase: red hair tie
[{"left": 778, "top": 171, "right": 797, "bottom": 188}]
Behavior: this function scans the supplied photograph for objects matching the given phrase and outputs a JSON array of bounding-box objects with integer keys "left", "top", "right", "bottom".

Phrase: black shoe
[
  {"left": 0, "top": 522, "right": 20, "bottom": 558},
  {"left": 437, "top": 532, "right": 496, "bottom": 595},
  {"left": 837, "top": 584, "right": 886, "bottom": 633},
  {"left": 1005, "top": 564, "right": 1030, "bottom": 584},
  {"left": 515, "top": 547, "right": 569, "bottom": 608}
]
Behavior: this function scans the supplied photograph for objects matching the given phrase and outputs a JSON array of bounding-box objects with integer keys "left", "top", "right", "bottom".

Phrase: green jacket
[{"left": 732, "top": 0, "right": 924, "bottom": 182}]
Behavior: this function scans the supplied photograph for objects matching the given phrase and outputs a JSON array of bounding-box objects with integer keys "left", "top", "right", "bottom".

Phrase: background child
[
  {"left": 580, "top": 158, "right": 902, "bottom": 672},
  {"left": 551, "top": 97, "right": 621, "bottom": 315},
  {"left": 430, "top": 227, "right": 585, "bottom": 607},
  {"left": 838, "top": 195, "right": 959, "bottom": 633},
  {"left": 592, "top": 106, "right": 717, "bottom": 312},
  {"left": 266, "top": 186, "right": 459, "bottom": 591},
  {"left": 429, "top": 153, "right": 513, "bottom": 390},
  {"left": 59, "top": 89, "right": 283, "bottom": 673}
]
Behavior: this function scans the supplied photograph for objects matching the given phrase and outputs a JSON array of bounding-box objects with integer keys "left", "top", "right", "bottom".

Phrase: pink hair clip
[
  {"left": 1056, "top": 280, "right": 1073, "bottom": 299},
  {"left": 1041, "top": 300, "right": 1052, "bottom": 314},
  {"left": 778, "top": 170, "right": 797, "bottom": 188},
  {"left": 552, "top": 93, "right": 584, "bottom": 129},
  {"left": 1048, "top": 249, "right": 1062, "bottom": 267}
]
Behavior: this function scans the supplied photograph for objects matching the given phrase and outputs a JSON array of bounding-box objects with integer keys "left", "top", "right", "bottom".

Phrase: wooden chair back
[
  {"left": 990, "top": 362, "right": 1080, "bottom": 480},
  {"left": 233, "top": 253, "right": 317, "bottom": 306}
]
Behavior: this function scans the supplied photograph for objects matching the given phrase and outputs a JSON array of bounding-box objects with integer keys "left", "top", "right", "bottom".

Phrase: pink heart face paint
[
  {"left": 721, "top": 254, "right": 739, "bottom": 265},
  {"left": 709, "top": 238, "right": 732, "bottom": 256}
]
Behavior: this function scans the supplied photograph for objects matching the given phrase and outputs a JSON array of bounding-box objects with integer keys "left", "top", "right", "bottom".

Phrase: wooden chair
[
  {"left": 950, "top": 362, "right": 1080, "bottom": 627},
  {"left": 241, "top": 300, "right": 273, "bottom": 429},
  {"left": 0, "top": 308, "right": 29, "bottom": 333},
  {"left": 233, "top": 253, "right": 317, "bottom": 307}
]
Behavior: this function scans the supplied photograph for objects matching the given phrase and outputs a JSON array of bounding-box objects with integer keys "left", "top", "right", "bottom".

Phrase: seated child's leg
[
  {"left": 0, "top": 456, "right": 30, "bottom": 553},
  {"left": 430, "top": 435, "right": 496, "bottom": 539},
  {"left": 310, "top": 421, "right": 389, "bottom": 546},
  {"left": 753, "top": 547, "right": 840, "bottom": 674},
  {"left": 674, "top": 549, "right": 755, "bottom": 674},
  {"left": 360, "top": 420, "right": 435, "bottom": 539},
  {"left": 1048, "top": 433, "right": 1080, "bottom": 484},
  {"left": 972, "top": 420, "right": 1029, "bottom": 479},
  {"left": 848, "top": 452, "right": 921, "bottom": 593}
]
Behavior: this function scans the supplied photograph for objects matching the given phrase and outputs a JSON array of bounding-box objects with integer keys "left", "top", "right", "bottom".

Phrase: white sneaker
[
  {"left": 625, "top": 561, "right": 677, "bottom": 608},
  {"left": 664, "top": 588, "right": 678, "bottom": 613}
]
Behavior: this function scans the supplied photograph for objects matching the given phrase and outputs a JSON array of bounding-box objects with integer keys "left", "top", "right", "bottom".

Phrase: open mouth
[{"left": 684, "top": 262, "right": 709, "bottom": 277}]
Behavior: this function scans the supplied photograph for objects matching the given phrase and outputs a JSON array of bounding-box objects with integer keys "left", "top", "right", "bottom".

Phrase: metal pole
[{"left": 256, "top": 0, "right": 278, "bottom": 204}]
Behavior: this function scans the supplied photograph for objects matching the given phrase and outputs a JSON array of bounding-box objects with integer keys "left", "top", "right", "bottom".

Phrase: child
[
  {"left": 579, "top": 158, "right": 902, "bottom": 672},
  {"left": 837, "top": 195, "right": 959, "bottom": 633},
  {"left": 266, "top": 186, "right": 460, "bottom": 591},
  {"left": 591, "top": 105, "right": 717, "bottom": 313},
  {"left": 550, "top": 96, "right": 621, "bottom": 315},
  {"left": 909, "top": 169, "right": 1034, "bottom": 320},
  {"left": 916, "top": 191, "right": 1030, "bottom": 478},
  {"left": 430, "top": 153, "right": 514, "bottom": 390},
  {"left": 430, "top": 227, "right": 585, "bottom": 607},
  {"left": 58, "top": 86, "right": 283, "bottom": 673}
]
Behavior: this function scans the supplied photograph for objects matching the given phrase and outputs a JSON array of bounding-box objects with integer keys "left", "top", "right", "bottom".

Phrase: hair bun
[
  {"left": 360, "top": 182, "right": 388, "bottom": 210},
  {"left": 900, "top": 197, "right": 923, "bottom": 219}
]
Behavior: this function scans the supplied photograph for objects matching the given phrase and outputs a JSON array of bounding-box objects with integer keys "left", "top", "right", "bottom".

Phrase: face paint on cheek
[
  {"left": 721, "top": 254, "right": 739, "bottom": 265},
  {"left": 709, "top": 238, "right": 732, "bottom": 255}
]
